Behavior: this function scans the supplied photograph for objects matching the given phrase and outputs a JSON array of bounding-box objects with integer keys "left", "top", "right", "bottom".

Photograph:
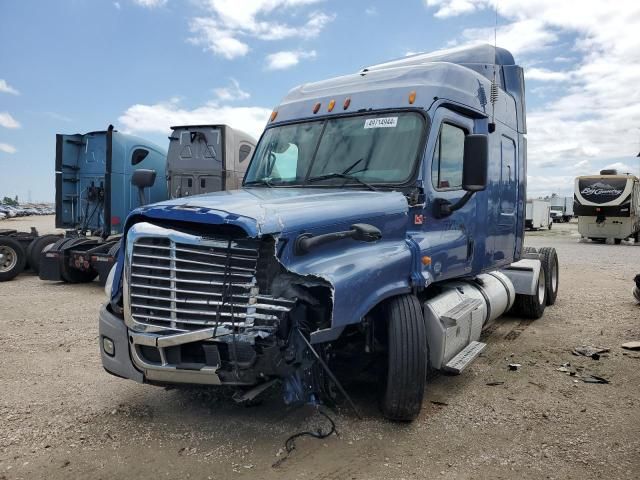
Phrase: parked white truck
[
  {"left": 549, "top": 195, "right": 574, "bottom": 223},
  {"left": 575, "top": 169, "right": 640, "bottom": 244},
  {"left": 526, "top": 199, "right": 552, "bottom": 230}
]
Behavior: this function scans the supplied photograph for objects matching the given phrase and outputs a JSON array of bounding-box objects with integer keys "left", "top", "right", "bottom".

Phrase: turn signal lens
[
  {"left": 313, "top": 102, "right": 321, "bottom": 114},
  {"left": 343, "top": 97, "right": 351, "bottom": 110},
  {"left": 408, "top": 91, "right": 417, "bottom": 104},
  {"left": 327, "top": 99, "right": 336, "bottom": 112},
  {"left": 270, "top": 110, "right": 278, "bottom": 122},
  {"left": 422, "top": 256, "right": 432, "bottom": 266}
]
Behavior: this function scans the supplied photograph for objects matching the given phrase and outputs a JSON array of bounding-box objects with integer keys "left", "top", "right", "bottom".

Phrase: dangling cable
[{"left": 272, "top": 406, "right": 337, "bottom": 468}]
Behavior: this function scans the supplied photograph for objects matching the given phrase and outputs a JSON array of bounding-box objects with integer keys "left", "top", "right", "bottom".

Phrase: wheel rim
[
  {"left": 551, "top": 257, "right": 558, "bottom": 293},
  {"left": 0, "top": 245, "right": 18, "bottom": 272},
  {"left": 537, "top": 268, "right": 546, "bottom": 305}
]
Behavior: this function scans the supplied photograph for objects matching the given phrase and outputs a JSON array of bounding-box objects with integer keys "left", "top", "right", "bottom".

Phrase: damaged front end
[{"left": 120, "top": 221, "right": 334, "bottom": 404}]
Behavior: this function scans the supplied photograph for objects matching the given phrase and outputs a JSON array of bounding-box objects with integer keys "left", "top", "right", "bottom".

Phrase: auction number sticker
[{"left": 364, "top": 117, "right": 398, "bottom": 129}]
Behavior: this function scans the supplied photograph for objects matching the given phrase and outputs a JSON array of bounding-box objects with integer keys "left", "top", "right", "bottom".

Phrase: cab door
[{"left": 422, "top": 108, "right": 477, "bottom": 280}]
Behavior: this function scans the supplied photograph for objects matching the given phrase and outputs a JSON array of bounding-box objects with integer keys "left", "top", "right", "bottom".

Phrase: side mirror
[
  {"left": 131, "top": 169, "right": 157, "bottom": 206},
  {"left": 462, "top": 134, "right": 488, "bottom": 192},
  {"left": 131, "top": 169, "right": 157, "bottom": 189}
]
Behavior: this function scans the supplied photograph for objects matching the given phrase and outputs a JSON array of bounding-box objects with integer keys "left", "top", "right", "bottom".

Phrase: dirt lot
[{"left": 1, "top": 216, "right": 639, "bottom": 480}]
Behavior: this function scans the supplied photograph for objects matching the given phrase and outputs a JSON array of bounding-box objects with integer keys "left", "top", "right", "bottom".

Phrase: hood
[{"left": 135, "top": 187, "right": 409, "bottom": 236}]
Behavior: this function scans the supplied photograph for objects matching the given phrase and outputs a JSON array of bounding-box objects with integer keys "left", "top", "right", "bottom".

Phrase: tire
[
  {"left": 513, "top": 266, "right": 547, "bottom": 319},
  {"left": 0, "top": 236, "right": 27, "bottom": 281},
  {"left": 107, "top": 239, "right": 121, "bottom": 259},
  {"left": 380, "top": 294, "right": 427, "bottom": 422},
  {"left": 538, "top": 247, "right": 559, "bottom": 306},
  {"left": 548, "top": 222, "right": 552, "bottom": 230},
  {"left": 60, "top": 238, "right": 99, "bottom": 283},
  {"left": 522, "top": 246, "right": 537, "bottom": 256},
  {"left": 28, "top": 234, "right": 62, "bottom": 274},
  {"left": 614, "top": 238, "right": 622, "bottom": 245}
]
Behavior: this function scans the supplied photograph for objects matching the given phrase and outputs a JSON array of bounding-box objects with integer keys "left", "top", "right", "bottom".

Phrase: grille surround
[{"left": 123, "top": 222, "right": 292, "bottom": 334}]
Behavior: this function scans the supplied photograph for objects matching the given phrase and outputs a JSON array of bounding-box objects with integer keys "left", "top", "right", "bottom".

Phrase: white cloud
[
  {"left": 265, "top": 50, "right": 316, "bottom": 70},
  {"left": 213, "top": 78, "right": 250, "bottom": 101},
  {"left": 188, "top": 1, "right": 334, "bottom": 59},
  {"left": 0, "top": 143, "right": 17, "bottom": 154},
  {"left": 424, "top": 1, "right": 640, "bottom": 195},
  {"left": 114, "top": 2, "right": 121, "bottom": 9},
  {"left": 133, "top": 0, "right": 167, "bottom": 7},
  {"left": 0, "top": 79, "right": 19, "bottom": 95},
  {"left": 0, "top": 112, "right": 21, "bottom": 129},
  {"left": 526, "top": 67, "right": 570, "bottom": 82},
  {"left": 365, "top": 7, "right": 378, "bottom": 16},
  {"left": 425, "top": 0, "right": 481, "bottom": 18},
  {"left": 118, "top": 98, "right": 270, "bottom": 139}
]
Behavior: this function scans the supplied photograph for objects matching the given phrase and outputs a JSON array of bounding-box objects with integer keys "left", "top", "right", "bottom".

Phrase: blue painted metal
[
  {"left": 112, "top": 44, "right": 526, "bottom": 339},
  {"left": 55, "top": 127, "right": 167, "bottom": 236}
]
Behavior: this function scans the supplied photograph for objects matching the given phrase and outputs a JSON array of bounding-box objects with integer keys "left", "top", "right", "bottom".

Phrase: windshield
[{"left": 244, "top": 111, "right": 425, "bottom": 187}]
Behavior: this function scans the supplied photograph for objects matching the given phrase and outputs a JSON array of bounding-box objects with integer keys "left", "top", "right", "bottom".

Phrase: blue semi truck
[
  {"left": 0, "top": 125, "right": 255, "bottom": 283},
  {"left": 99, "top": 45, "right": 560, "bottom": 420}
]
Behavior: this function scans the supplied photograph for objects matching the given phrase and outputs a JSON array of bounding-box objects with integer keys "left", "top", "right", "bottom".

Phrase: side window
[
  {"left": 431, "top": 123, "right": 466, "bottom": 190},
  {"left": 238, "top": 143, "right": 253, "bottom": 162},
  {"left": 131, "top": 148, "right": 149, "bottom": 166},
  {"left": 269, "top": 143, "right": 299, "bottom": 179}
]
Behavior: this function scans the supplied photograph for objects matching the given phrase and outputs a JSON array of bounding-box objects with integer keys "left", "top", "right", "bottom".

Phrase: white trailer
[
  {"left": 526, "top": 200, "right": 552, "bottom": 230},
  {"left": 574, "top": 170, "right": 640, "bottom": 244}
]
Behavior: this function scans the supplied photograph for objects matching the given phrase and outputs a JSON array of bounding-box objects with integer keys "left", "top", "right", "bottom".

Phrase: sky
[{"left": 1, "top": 0, "right": 639, "bottom": 202}]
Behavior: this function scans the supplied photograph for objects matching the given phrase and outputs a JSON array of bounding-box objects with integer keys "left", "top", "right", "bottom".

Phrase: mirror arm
[
  {"left": 295, "top": 224, "right": 381, "bottom": 255},
  {"left": 433, "top": 191, "right": 474, "bottom": 219}
]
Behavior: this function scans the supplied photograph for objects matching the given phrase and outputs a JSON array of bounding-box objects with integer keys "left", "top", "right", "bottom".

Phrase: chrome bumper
[{"left": 99, "top": 304, "right": 223, "bottom": 385}]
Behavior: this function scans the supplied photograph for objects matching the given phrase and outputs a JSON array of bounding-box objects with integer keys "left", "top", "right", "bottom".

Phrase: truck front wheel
[{"left": 380, "top": 294, "right": 427, "bottom": 421}]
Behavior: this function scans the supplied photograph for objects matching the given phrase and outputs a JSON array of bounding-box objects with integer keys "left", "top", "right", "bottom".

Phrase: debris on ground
[
  {"left": 621, "top": 341, "right": 640, "bottom": 351},
  {"left": 508, "top": 363, "right": 521, "bottom": 371},
  {"left": 486, "top": 381, "right": 505, "bottom": 386},
  {"left": 580, "top": 374, "right": 610, "bottom": 384},
  {"left": 572, "top": 345, "right": 610, "bottom": 359},
  {"left": 430, "top": 400, "right": 449, "bottom": 406}
]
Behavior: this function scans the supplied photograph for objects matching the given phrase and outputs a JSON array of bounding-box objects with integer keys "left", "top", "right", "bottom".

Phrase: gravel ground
[{"left": 0, "top": 216, "right": 639, "bottom": 479}]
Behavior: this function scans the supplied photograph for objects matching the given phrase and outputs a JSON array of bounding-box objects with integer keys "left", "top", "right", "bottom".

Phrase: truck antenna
[{"left": 489, "top": 1, "right": 499, "bottom": 133}]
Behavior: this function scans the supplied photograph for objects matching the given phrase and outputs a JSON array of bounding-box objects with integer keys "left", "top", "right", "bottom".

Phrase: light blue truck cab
[
  {"left": 100, "top": 45, "right": 559, "bottom": 420},
  {"left": 55, "top": 125, "right": 167, "bottom": 236}
]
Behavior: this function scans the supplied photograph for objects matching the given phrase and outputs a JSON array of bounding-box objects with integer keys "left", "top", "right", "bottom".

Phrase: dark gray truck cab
[{"left": 168, "top": 125, "right": 255, "bottom": 198}]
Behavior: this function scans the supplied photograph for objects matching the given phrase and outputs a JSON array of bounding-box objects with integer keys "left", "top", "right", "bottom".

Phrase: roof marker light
[
  {"left": 343, "top": 97, "right": 351, "bottom": 110},
  {"left": 313, "top": 102, "right": 321, "bottom": 114},
  {"left": 270, "top": 110, "right": 278, "bottom": 122},
  {"left": 328, "top": 99, "right": 336, "bottom": 112},
  {"left": 408, "top": 91, "right": 417, "bottom": 104}
]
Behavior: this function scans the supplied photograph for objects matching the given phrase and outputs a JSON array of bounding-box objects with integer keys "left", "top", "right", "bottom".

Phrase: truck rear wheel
[
  {"left": 28, "top": 234, "right": 62, "bottom": 274},
  {"left": 538, "top": 247, "right": 559, "bottom": 305},
  {"left": 380, "top": 294, "right": 427, "bottom": 421},
  {"left": 513, "top": 267, "right": 547, "bottom": 319},
  {"left": 0, "top": 237, "right": 27, "bottom": 281},
  {"left": 60, "top": 238, "right": 99, "bottom": 283}
]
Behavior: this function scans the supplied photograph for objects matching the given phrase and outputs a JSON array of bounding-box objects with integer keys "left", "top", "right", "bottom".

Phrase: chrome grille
[{"left": 124, "top": 222, "right": 292, "bottom": 332}]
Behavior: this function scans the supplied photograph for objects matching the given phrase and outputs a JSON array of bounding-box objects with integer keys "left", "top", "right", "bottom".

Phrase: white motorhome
[
  {"left": 526, "top": 199, "right": 552, "bottom": 230},
  {"left": 574, "top": 169, "right": 640, "bottom": 244}
]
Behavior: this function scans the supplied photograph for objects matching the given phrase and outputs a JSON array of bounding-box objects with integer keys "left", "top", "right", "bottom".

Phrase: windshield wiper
[
  {"left": 244, "top": 178, "right": 274, "bottom": 187},
  {"left": 308, "top": 172, "right": 379, "bottom": 191}
]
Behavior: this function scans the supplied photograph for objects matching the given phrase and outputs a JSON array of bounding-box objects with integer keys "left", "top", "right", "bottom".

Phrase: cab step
[{"left": 443, "top": 341, "right": 487, "bottom": 374}]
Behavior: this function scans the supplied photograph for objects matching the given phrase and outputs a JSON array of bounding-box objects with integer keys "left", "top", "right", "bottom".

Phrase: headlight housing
[{"left": 104, "top": 264, "right": 117, "bottom": 299}]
